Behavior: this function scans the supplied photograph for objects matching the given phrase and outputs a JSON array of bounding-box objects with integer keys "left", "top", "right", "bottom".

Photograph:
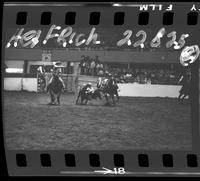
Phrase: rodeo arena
[{"left": 4, "top": 27, "right": 195, "bottom": 150}]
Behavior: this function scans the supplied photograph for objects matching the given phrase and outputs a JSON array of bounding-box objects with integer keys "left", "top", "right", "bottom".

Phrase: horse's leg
[
  {"left": 183, "top": 93, "right": 190, "bottom": 103},
  {"left": 178, "top": 93, "right": 181, "bottom": 100},
  {"left": 46, "top": 83, "right": 51, "bottom": 93},
  {"left": 57, "top": 94, "right": 61, "bottom": 106},
  {"left": 178, "top": 92, "right": 183, "bottom": 100},
  {"left": 178, "top": 92, "right": 186, "bottom": 104},
  {"left": 104, "top": 94, "right": 109, "bottom": 105},
  {"left": 115, "top": 91, "right": 119, "bottom": 102},
  {"left": 179, "top": 93, "right": 186, "bottom": 104},
  {"left": 111, "top": 94, "right": 116, "bottom": 105},
  {"left": 49, "top": 92, "right": 54, "bottom": 105},
  {"left": 76, "top": 91, "right": 80, "bottom": 104},
  {"left": 52, "top": 95, "right": 55, "bottom": 104},
  {"left": 52, "top": 93, "right": 56, "bottom": 105},
  {"left": 182, "top": 93, "right": 188, "bottom": 100},
  {"left": 46, "top": 84, "right": 49, "bottom": 93},
  {"left": 80, "top": 96, "right": 84, "bottom": 105},
  {"left": 99, "top": 93, "right": 102, "bottom": 100},
  {"left": 83, "top": 94, "right": 88, "bottom": 105}
]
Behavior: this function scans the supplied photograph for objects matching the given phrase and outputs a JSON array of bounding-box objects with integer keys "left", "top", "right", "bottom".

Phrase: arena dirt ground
[{"left": 4, "top": 91, "right": 192, "bottom": 150}]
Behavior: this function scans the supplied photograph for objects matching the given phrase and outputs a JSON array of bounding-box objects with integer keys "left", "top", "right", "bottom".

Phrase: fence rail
[{"left": 4, "top": 75, "right": 184, "bottom": 98}]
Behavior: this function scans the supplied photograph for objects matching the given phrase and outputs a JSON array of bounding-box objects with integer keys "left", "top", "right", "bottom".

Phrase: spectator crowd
[
  {"left": 79, "top": 55, "right": 181, "bottom": 85},
  {"left": 102, "top": 67, "right": 180, "bottom": 85},
  {"left": 79, "top": 55, "right": 104, "bottom": 76}
]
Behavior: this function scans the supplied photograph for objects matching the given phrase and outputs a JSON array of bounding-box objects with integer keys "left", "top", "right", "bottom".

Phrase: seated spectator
[{"left": 79, "top": 56, "right": 180, "bottom": 85}]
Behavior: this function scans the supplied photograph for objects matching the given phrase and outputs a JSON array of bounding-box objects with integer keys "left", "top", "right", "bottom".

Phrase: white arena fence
[
  {"left": 4, "top": 77, "right": 37, "bottom": 92},
  {"left": 3, "top": 76, "right": 185, "bottom": 98},
  {"left": 117, "top": 83, "right": 183, "bottom": 98}
]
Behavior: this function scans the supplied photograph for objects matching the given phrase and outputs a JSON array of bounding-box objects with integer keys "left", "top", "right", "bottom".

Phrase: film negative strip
[{"left": 2, "top": 2, "right": 200, "bottom": 176}]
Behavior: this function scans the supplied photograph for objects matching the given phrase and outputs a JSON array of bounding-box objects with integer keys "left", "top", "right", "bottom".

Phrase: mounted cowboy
[
  {"left": 97, "top": 73, "right": 119, "bottom": 105},
  {"left": 98, "top": 73, "right": 118, "bottom": 90},
  {"left": 46, "top": 61, "right": 66, "bottom": 105},
  {"left": 46, "top": 61, "right": 65, "bottom": 92}
]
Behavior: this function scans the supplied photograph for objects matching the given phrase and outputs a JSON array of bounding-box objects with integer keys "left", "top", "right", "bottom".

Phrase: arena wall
[
  {"left": 22, "top": 78, "right": 37, "bottom": 92},
  {"left": 4, "top": 78, "right": 22, "bottom": 91},
  {"left": 118, "top": 83, "right": 183, "bottom": 98},
  {"left": 4, "top": 78, "right": 37, "bottom": 92},
  {"left": 4, "top": 78, "right": 184, "bottom": 98}
]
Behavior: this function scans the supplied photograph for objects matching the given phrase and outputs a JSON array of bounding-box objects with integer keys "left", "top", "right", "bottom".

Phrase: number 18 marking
[{"left": 114, "top": 167, "right": 126, "bottom": 174}]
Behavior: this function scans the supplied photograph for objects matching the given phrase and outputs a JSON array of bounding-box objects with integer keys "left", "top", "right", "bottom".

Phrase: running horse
[
  {"left": 47, "top": 75, "right": 64, "bottom": 105},
  {"left": 99, "top": 77, "right": 119, "bottom": 106}
]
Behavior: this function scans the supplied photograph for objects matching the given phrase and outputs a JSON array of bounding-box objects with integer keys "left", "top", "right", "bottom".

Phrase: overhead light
[{"left": 6, "top": 68, "right": 23, "bottom": 73}]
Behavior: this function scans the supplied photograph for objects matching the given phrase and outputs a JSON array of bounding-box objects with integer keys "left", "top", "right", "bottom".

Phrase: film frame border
[{"left": 2, "top": 2, "right": 200, "bottom": 176}]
